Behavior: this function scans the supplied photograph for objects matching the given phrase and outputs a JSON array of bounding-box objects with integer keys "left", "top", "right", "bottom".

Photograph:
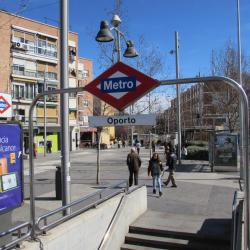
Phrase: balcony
[
  {"left": 12, "top": 67, "right": 58, "bottom": 82},
  {"left": 12, "top": 68, "right": 37, "bottom": 79}
]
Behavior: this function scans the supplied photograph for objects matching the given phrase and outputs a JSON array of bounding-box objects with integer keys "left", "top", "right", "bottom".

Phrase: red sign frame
[
  {"left": 0, "top": 95, "right": 11, "bottom": 114},
  {"left": 85, "top": 62, "right": 159, "bottom": 111}
]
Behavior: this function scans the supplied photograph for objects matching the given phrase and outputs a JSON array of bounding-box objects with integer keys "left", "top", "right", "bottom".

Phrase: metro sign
[
  {"left": 85, "top": 62, "right": 159, "bottom": 111},
  {"left": 0, "top": 95, "right": 11, "bottom": 116}
]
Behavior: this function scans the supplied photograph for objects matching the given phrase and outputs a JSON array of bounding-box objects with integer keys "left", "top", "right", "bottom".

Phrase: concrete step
[
  {"left": 124, "top": 232, "right": 230, "bottom": 250},
  {"left": 129, "top": 225, "right": 230, "bottom": 246},
  {"left": 121, "top": 243, "right": 163, "bottom": 250},
  {"left": 130, "top": 210, "right": 231, "bottom": 243}
]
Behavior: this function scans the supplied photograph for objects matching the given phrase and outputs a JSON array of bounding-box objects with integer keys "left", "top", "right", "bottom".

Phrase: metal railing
[
  {"left": 35, "top": 180, "right": 129, "bottom": 234},
  {"left": 232, "top": 190, "right": 244, "bottom": 250},
  {"left": 0, "top": 222, "right": 31, "bottom": 250},
  {"left": 27, "top": 76, "right": 249, "bottom": 248},
  {"left": 98, "top": 184, "right": 144, "bottom": 250}
]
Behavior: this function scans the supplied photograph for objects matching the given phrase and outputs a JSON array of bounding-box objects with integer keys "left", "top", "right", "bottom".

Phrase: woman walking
[{"left": 148, "top": 153, "right": 163, "bottom": 197}]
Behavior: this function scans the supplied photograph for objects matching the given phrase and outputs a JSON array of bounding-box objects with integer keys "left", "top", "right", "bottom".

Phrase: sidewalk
[{"left": 13, "top": 148, "right": 240, "bottom": 237}]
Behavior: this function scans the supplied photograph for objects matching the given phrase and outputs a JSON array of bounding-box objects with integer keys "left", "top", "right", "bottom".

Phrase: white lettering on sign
[{"left": 101, "top": 76, "right": 136, "bottom": 93}]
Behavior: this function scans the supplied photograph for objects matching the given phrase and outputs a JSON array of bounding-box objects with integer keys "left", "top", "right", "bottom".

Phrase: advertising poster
[
  {"left": 0, "top": 124, "right": 23, "bottom": 214},
  {"left": 214, "top": 134, "right": 237, "bottom": 166}
]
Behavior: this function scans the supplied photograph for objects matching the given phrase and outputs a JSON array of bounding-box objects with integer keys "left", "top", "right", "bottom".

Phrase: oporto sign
[{"left": 101, "top": 76, "right": 136, "bottom": 93}]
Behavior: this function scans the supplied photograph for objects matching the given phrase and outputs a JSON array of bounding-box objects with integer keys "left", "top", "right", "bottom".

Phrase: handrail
[
  {"left": 0, "top": 222, "right": 31, "bottom": 250},
  {"left": 232, "top": 190, "right": 244, "bottom": 250},
  {"left": 98, "top": 184, "right": 145, "bottom": 250},
  {"left": 36, "top": 180, "right": 129, "bottom": 233}
]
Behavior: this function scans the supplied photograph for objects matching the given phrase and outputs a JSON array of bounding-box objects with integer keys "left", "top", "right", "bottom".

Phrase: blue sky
[{"left": 1, "top": 0, "right": 250, "bottom": 80}]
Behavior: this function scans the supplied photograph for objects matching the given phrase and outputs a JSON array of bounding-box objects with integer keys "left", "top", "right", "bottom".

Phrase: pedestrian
[
  {"left": 33, "top": 142, "right": 37, "bottom": 158},
  {"left": 181, "top": 145, "right": 187, "bottom": 159},
  {"left": 164, "top": 148, "right": 177, "bottom": 188},
  {"left": 127, "top": 147, "right": 142, "bottom": 187},
  {"left": 152, "top": 140, "right": 156, "bottom": 153},
  {"left": 164, "top": 142, "right": 173, "bottom": 165},
  {"left": 136, "top": 141, "right": 141, "bottom": 155},
  {"left": 46, "top": 141, "right": 52, "bottom": 153},
  {"left": 148, "top": 152, "right": 163, "bottom": 196}
]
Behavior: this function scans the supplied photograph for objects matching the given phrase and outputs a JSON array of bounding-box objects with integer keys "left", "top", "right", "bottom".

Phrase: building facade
[
  {"left": 166, "top": 81, "right": 235, "bottom": 141},
  {"left": 0, "top": 10, "right": 93, "bottom": 153},
  {"left": 77, "top": 57, "right": 96, "bottom": 148}
]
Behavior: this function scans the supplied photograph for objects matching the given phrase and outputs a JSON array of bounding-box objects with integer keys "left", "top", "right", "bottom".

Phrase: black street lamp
[{"left": 95, "top": 14, "right": 138, "bottom": 62}]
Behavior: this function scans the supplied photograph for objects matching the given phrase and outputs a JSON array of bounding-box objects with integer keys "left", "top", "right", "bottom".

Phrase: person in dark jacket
[
  {"left": 163, "top": 149, "right": 177, "bottom": 187},
  {"left": 127, "top": 147, "right": 142, "bottom": 187},
  {"left": 148, "top": 153, "right": 163, "bottom": 196}
]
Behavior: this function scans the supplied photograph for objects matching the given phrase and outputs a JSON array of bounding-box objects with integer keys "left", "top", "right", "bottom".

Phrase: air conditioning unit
[{"left": 12, "top": 42, "right": 28, "bottom": 50}]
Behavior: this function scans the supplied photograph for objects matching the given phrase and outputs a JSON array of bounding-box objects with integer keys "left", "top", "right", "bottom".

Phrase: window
[
  {"left": 83, "top": 70, "right": 89, "bottom": 78},
  {"left": 83, "top": 100, "right": 89, "bottom": 107},
  {"left": 12, "top": 64, "right": 25, "bottom": 75},
  {"left": 26, "top": 84, "right": 34, "bottom": 99},
  {"left": 69, "top": 92, "right": 77, "bottom": 98},
  {"left": 78, "top": 70, "right": 84, "bottom": 79},
  {"left": 13, "top": 84, "right": 25, "bottom": 99},
  {"left": 46, "top": 72, "right": 57, "bottom": 80},
  {"left": 13, "top": 82, "right": 35, "bottom": 100}
]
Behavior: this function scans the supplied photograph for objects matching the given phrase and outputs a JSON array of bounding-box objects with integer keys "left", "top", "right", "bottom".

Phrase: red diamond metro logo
[
  {"left": 85, "top": 62, "right": 159, "bottom": 111},
  {"left": 0, "top": 96, "right": 11, "bottom": 114}
]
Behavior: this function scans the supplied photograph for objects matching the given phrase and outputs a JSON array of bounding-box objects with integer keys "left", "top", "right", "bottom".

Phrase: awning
[
  {"left": 12, "top": 77, "right": 37, "bottom": 83},
  {"left": 80, "top": 127, "right": 97, "bottom": 132}
]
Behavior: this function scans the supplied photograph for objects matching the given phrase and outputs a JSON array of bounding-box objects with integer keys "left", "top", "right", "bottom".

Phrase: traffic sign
[
  {"left": 0, "top": 94, "right": 12, "bottom": 118},
  {"left": 85, "top": 62, "right": 159, "bottom": 111}
]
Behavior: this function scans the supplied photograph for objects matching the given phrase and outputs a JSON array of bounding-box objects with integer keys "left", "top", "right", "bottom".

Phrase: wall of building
[{"left": 0, "top": 10, "right": 94, "bottom": 152}]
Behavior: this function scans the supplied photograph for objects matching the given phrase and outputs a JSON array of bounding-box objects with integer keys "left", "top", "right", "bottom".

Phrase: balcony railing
[
  {"left": 12, "top": 68, "right": 57, "bottom": 81},
  {"left": 12, "top": 69, "right": 37, "bottom": 78},
  {"left": 12, "top": 41, "right": 58, "bottom": 59}
]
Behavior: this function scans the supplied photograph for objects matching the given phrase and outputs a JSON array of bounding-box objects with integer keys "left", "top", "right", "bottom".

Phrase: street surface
[{"left": 12, "top": 146, "right": 240, "bottom": 234}]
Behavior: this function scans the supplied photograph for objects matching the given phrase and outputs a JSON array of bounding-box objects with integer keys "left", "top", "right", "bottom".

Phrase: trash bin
[{"left": 55, "top": 166, "right": 62, "bottom": 200}]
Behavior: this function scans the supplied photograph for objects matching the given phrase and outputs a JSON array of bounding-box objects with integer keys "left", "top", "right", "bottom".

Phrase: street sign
[
  {"left": 89, "top": 114, "right": 156, "bottom": 127},
  {"left": 85, "top": 62, "right": 159, "bottom": 111},
  {"left": 0, "top": 93, "right": 12, "bottom": 118}
]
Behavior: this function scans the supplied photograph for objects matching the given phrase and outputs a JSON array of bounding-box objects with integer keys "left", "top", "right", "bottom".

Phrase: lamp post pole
[
  {"left": 44, "top": 72, "right": 47, "bottom": 157},
  {"left": 237, "top": 0, "right": 244, "bottom": 180},
  {"left": 175, "top": 31, "right": 182, "bottom": 165},
  {"left": 60, "top": 0, "right": 70, "bottom": 215}
]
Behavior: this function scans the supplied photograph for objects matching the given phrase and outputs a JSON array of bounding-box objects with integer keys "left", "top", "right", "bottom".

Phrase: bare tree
[{"left": 210, "top": 41, "right": 250, "bottom": 132}]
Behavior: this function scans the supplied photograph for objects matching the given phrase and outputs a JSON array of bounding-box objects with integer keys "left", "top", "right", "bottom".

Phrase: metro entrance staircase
[{"left": 121, "top": 210, "right": 231, "bottom": 250}]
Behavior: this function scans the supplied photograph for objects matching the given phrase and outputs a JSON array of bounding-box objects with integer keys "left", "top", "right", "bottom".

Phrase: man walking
[
  {"left": 127, "top": 147, "right": 142, "bottom": 187},
  {"left": 164, "top": 148, "right": 177, "bottom": 188}
]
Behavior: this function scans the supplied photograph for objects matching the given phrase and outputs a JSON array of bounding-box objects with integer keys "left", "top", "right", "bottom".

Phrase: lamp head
[
  {"left": 123, "top": 40, "right": 139, "bottom": 58},
  {"left": 111, "top": 14, "right": 121, "bottom": 27},
  {"left": 95, "top": 21, "right": 114, "bottom": 42}
]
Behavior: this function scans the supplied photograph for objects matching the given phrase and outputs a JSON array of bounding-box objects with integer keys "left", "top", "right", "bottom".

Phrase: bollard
[{"left": 55, "top": 166, "right": 62, "bottom": 200}]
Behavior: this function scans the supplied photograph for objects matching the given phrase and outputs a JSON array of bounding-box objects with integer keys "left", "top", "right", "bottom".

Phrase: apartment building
[
  {"left": 166, "top": 82, "right": 233, "bottom": 141},
  {"left": 77, "top": 57, "right": 96, "bottom": 148},
  {"left": 0, "top": 10, "right": 93, "bottom": 153}
]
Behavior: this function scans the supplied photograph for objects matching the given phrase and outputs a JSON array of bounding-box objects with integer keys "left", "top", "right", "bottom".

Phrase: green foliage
[
  {"left": 186, "top": 145, "right": 208, "bottom": 160},
  {"left": 187, "top": 141, "right": 208, "bottom": 147}
]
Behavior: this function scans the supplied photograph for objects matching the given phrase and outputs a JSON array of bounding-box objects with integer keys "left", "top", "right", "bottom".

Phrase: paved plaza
[{"left": 11, "top": 146, "right": 240, "bottom": 232}]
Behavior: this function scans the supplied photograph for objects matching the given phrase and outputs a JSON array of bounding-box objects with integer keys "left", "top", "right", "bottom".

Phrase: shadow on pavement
[
  {"left": 176, "top": 163, "right": 211, "bottom": 172},
  {"left": 186, "top": 218, "right": 231, "bottom": 249}
]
